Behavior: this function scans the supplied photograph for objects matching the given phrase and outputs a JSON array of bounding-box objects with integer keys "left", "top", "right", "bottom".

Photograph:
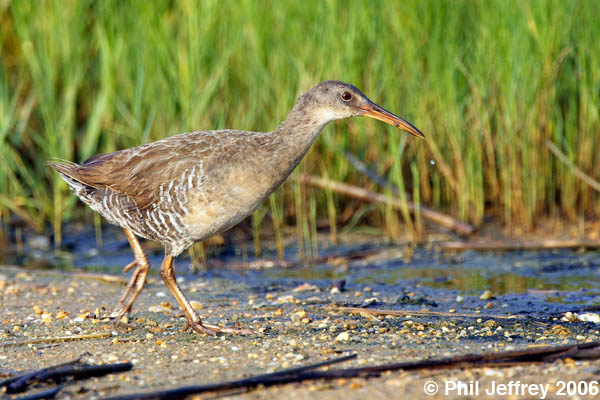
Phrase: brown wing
[{"left": 72, "top": 131, "right": 226, "bottom": 210}]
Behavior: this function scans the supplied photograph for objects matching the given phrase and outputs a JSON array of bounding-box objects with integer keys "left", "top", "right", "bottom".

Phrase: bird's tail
[{"left": 47, "top": 160, "right": 89, "bottom": 193}]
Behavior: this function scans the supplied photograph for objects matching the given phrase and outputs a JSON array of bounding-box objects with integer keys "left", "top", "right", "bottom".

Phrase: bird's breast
[{"left": 183, "top": 166, "right": 278, "bottom": 241}]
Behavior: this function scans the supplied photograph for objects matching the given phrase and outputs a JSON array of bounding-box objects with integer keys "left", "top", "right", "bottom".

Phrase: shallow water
[{"left": 7, "top": 224, "right": 600, "bottom": 318}]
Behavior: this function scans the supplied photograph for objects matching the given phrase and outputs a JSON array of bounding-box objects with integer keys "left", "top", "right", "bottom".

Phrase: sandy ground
[{"left": 2, "top": 264, "right": 600, "bottom": 399}]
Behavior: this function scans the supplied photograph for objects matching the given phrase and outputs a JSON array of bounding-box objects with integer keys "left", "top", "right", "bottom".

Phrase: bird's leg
[
  {"left": 111, "top": 229, "right": 150, "bottom": 320},
  {"left": 159, "top": 255, "right": 253, "bottom": 335},
  {"left": 116, "top": 260, "right": 139, "bottom": 306}
]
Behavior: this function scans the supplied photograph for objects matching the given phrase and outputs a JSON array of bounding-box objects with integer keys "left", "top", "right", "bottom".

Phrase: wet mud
[{"left": 2, "top": 226, "right": 600, "bottom": 398}]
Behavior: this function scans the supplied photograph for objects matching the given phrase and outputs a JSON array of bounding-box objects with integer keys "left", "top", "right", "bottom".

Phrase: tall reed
[{"left": 0, "top": 0, "right": 597, "bottom": 244}]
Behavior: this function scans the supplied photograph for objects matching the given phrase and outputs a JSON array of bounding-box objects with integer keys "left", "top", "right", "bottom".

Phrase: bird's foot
[
  {"left": 111, "top": 258, "right": 149, "bottom": 324},
  {"left": 182, "top": 320, "right": 255, "bottom": 336},
  {"left": 109, "top": 303, "right": 132, "bottom": 323}
]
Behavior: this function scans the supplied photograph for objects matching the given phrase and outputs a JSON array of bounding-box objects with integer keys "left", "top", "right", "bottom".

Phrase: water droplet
[
  {"left": 393, "top": 122, "right": 400, "bottom": 128},
  {"left": 430, "top": 160, "right": 436, "bottom": 166}
]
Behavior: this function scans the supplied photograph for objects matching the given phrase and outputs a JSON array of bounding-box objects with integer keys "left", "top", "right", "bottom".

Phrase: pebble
[
  {"left": 293, "top": 283, "right": 318, "bottom": 292},
  {"left": 361, "top": 297, "right": 378, "bottom": 307},
  {"left": 335, "top": 332, "right": 350, "bottom": 342},
  {"left": 148, "top": 305, "right": 174, "bottom": 314},
  {"left": 479, "top": 290, "right": 493, "bottom": 300},
  {"left": 562, "top": 312, "right": 578, "bottom": 322},
  {"left": 317, "top": 320, "right": 330, "bottom": 329},
  {"left": 277, "top": 295, "right": 295, "bottom": 303},
  {"left": 56, "top": 311, "right": 68, "bottom": 319},
  {"left": 578, "top": 313, "right": 600, "bottom": 323},
  {"left": 551, "top": 325, "right": 570, "bottom": 336}
]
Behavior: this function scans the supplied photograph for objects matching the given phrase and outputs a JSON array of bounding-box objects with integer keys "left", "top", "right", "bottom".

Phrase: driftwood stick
[
  {"left": 297, "top": 175, "right": 474, "bottom": 237},
  {"left": 291, "top": 341, "right": 600, "bottom": 378},
  {"left": 6, "top": 362, "right": 133, "bottom": 394},
  {"left": 0, "top": 360, "right": 81, "bottom": 390},
  {"left": 12, "top": 385, "right": 63, "bottom": 400},
  {"left": 102, "top": 342, "right": 600, "bottom": 399},
  {"left": 546, "top": 140, "right": 600, "bottom": 192},
  {"left": 439, "top": 238, "right": 600, "bottom": 252},
  {"left": 329, "top": 306, "right": 523, "bottom": 320},
  {"left": 102, "top": 354, "right": 356, "bottom": 400}
]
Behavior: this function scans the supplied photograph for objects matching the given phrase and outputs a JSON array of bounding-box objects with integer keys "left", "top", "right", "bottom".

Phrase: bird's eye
[{"left": 341, "top": 91, "right": 352, "bottom": 101}]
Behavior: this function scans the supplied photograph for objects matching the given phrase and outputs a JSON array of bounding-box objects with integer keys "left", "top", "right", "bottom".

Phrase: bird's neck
[
  {"left": 248, "top": 102, "right": 332, "bottom": 193},
  {"left": 273, "top": 101, "right": 331, "bottom": 164}
]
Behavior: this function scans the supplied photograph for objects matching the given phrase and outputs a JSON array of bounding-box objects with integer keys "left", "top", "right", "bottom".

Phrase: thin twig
[
  {"left": 0, "top": 332, "right": 112, "bottom": 347},
  {"left": 439, "top": 238, "right": 600, "bottom": 252},
  {"left": 296, "top": 175, "right": 474, "bottom": 236},
  {"left": 546, "top": 140, "right": 600, "bottom": 192},
  {"left": 329, "top": 306, "right": 523, "bottom": 320},
  {"left": 71, "top": 272, "right": 128, "bottom": 285}
]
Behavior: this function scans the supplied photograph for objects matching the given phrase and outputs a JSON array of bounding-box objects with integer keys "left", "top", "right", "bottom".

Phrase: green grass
[{"left": 0, "top": 0, "right": 599, "bottom": 245}]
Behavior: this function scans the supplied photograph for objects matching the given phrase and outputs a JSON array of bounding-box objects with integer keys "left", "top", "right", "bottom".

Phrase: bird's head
[{"left": 302, "top": 80, "right": 424, "bottom": 138}]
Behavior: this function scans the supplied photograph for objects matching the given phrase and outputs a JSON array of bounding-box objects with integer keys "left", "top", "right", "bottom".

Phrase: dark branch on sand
[
  {"left": 11, "top": 385, "right": 63, "bottom": 400},
  {"left": 101, "top": 342, "right": 600, "bottom": 399},
  {"left": 2, "top": 360, "right": 132, "bottom": 394},
  {"left": 102, "top": 354, "right": 357, "bottom": 400}
]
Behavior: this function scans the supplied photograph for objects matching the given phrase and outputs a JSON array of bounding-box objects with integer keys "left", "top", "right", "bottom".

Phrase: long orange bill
[{"left": 359, "top": 102, "right": 424, "bottom": 138}]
